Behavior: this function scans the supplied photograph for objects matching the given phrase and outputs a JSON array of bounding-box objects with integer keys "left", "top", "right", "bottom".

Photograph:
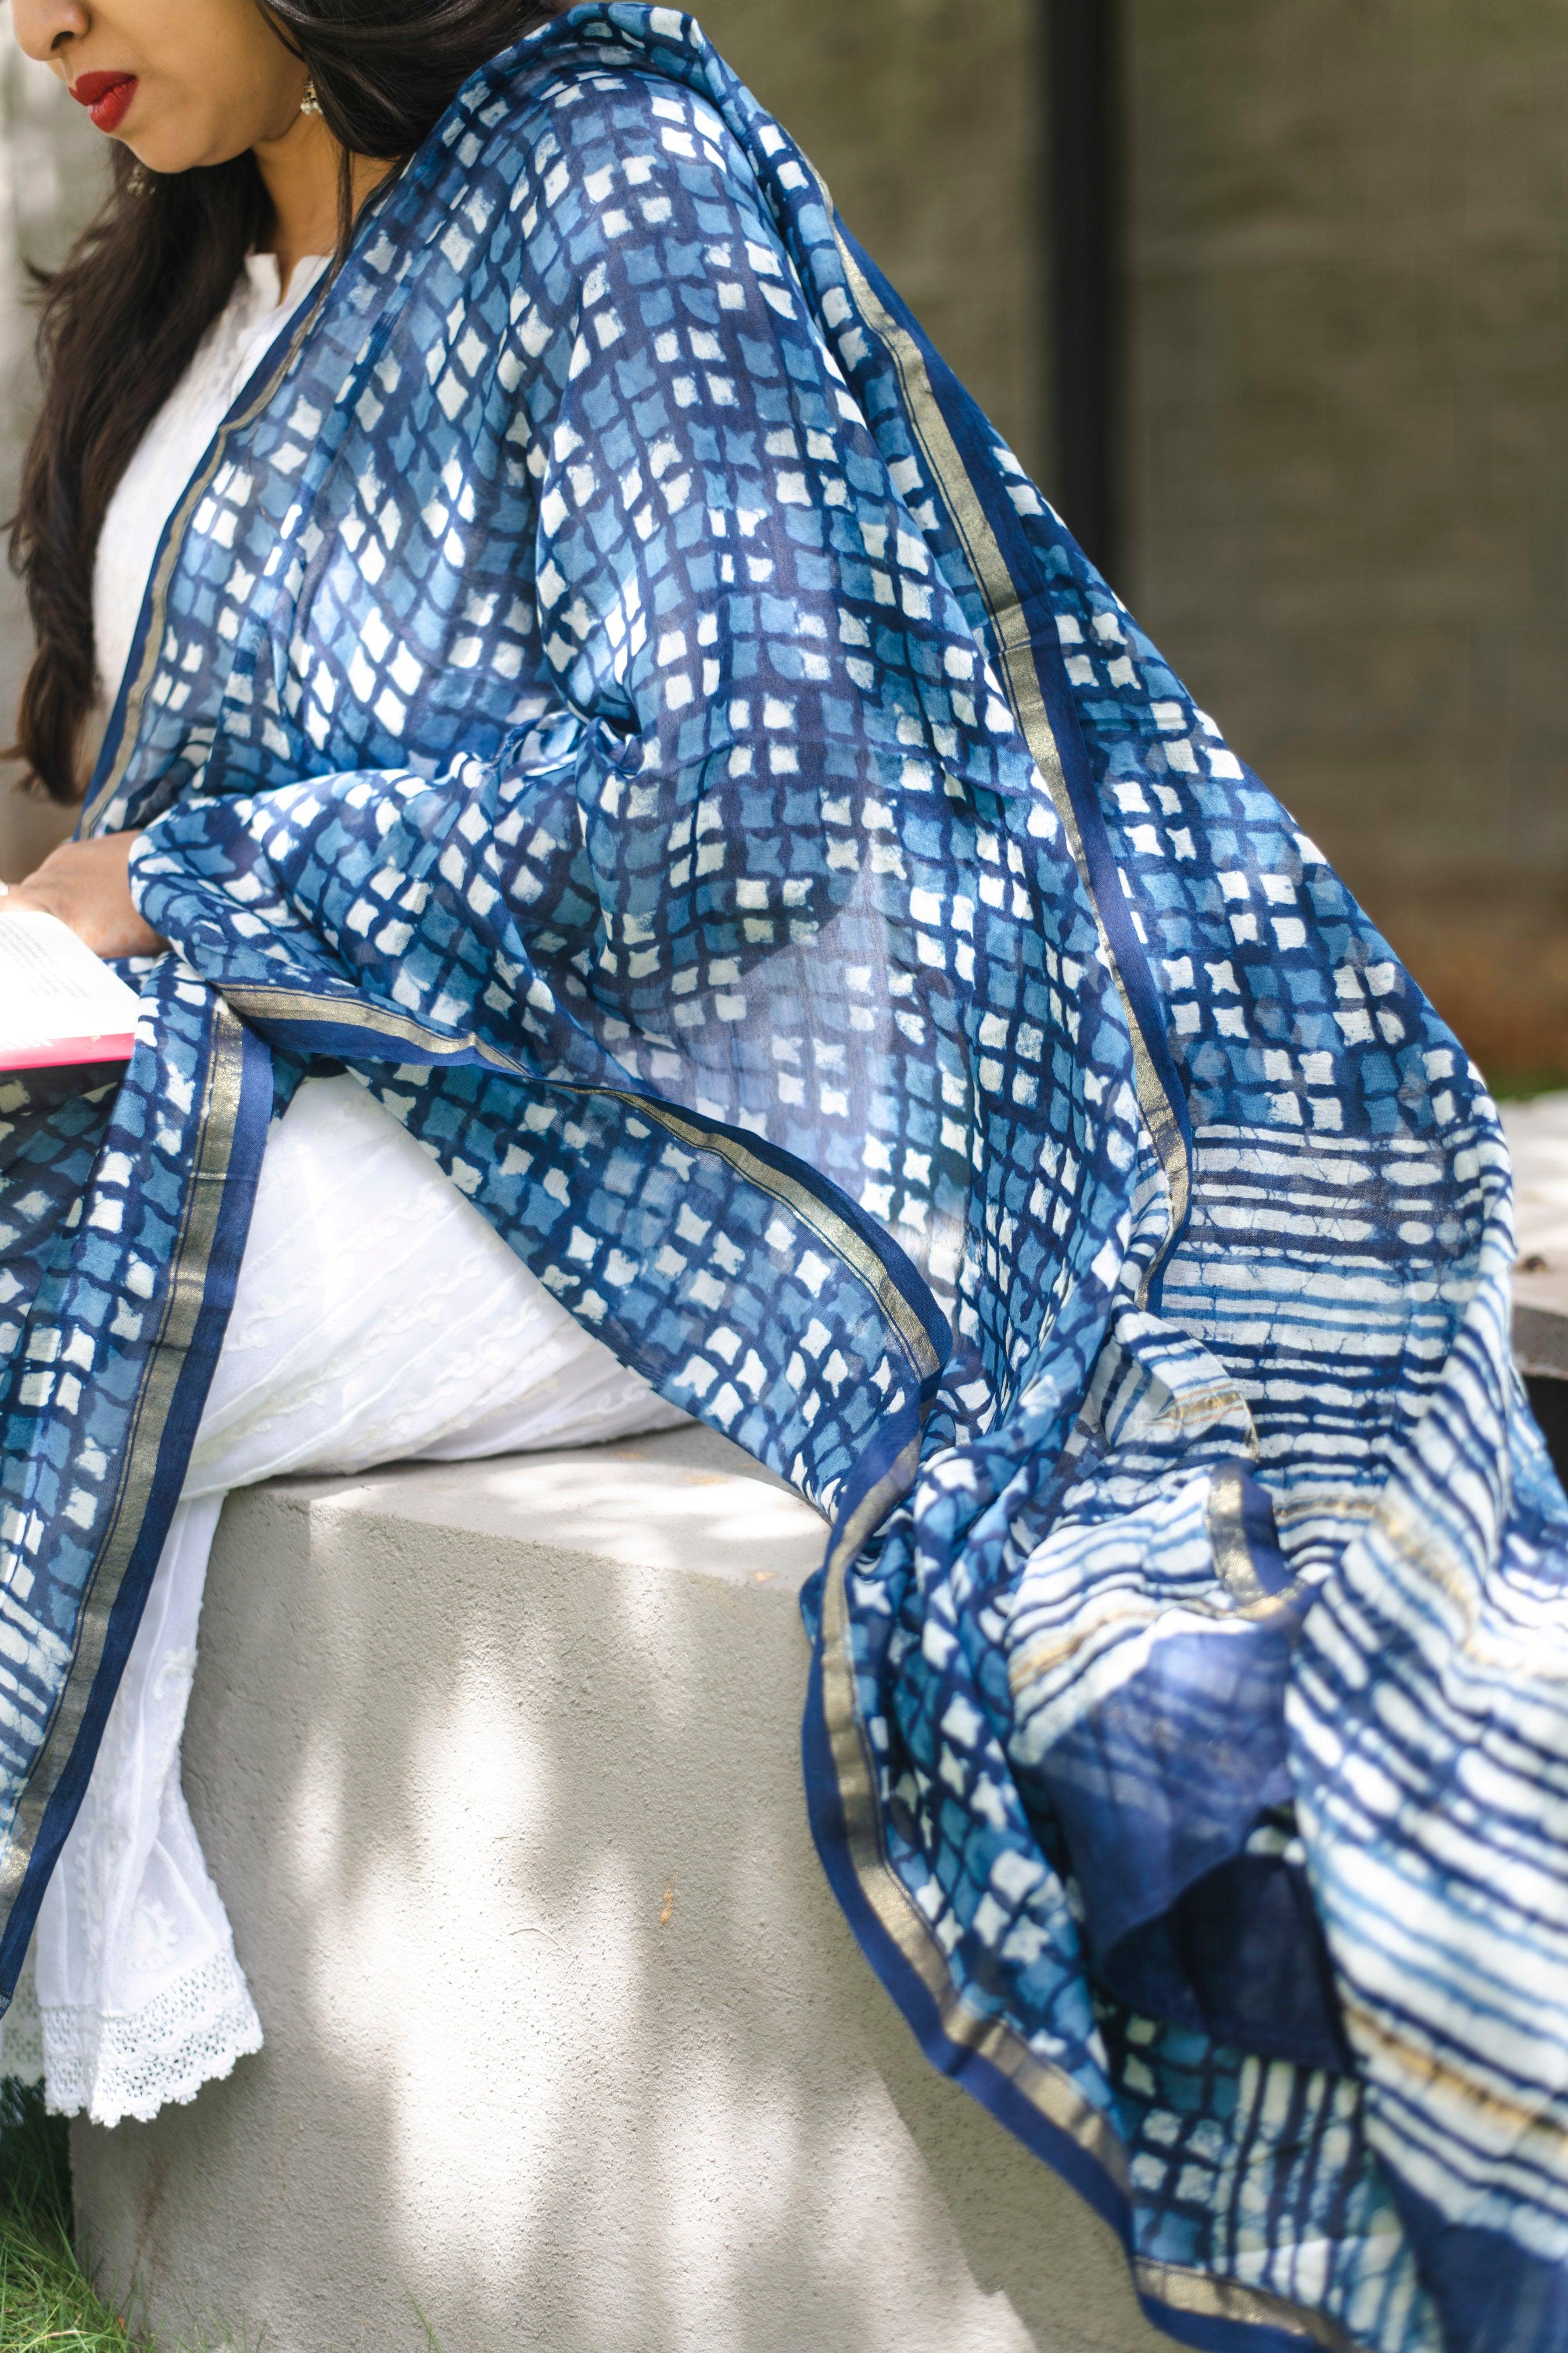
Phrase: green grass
[
  {"left": 0, "top": 1060, "right": 1554, "bottom": 2353},
  {"left": 0, "top": 2080, "right": 145, "bottom": 2350}
]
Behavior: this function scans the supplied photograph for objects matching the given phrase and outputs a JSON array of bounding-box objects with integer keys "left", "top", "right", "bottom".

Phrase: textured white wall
[{"left": 71, "top": 1428, "right": 1164, "bottom": 2353}]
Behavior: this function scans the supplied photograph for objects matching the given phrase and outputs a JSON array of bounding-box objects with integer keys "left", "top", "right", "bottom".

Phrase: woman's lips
[{"left": 70, "top": 72, "right": 138, "bottom": 134}]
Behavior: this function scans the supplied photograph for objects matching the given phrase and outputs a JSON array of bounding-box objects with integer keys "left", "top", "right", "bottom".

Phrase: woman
[
  {"left": 0, "top": 3, "right": 1562, "bottom": 2346},
  {"left": 0, "top": 0, "right": 691, "bottom": 2122}
]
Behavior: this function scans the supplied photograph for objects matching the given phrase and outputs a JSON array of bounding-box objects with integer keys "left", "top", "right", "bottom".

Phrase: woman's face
[{"left": 10, "top": 0, "right": 309, "bottom": 174}]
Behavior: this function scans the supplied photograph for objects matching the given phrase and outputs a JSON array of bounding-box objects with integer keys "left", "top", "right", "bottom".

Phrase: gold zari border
[
  {"left": 827, "top": 222, "right": 1190, "bottom": 1259},
  {"left": 811, "top": 219, "right": 1360, "bottom": 2353},
  {"left": 1137, "top": 2260, "right": 1358, "bottom": 2353},
  {"left": 221, "top": 983, "right": 942, "bottom": 1387},
  {"left": 83, "top": 280, "right": 335, "bottom": 838},
  {"left": 0, "top": 997, "right": 248, "bottom": 1913},
  {"left": 818, "top": 1528, "right": 1128, "bottom": 2179}
]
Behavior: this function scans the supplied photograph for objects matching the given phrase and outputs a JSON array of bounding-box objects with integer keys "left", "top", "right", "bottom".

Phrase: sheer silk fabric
[
  {"left": 0, "top": 13, "right": 1564, "bottom": 2345},
  {"left": 0, "top": 259, "right": 679, "bottom": 2124},
  {"left": 3, "top": 1078, "right": 681, "bottom": 2122}
]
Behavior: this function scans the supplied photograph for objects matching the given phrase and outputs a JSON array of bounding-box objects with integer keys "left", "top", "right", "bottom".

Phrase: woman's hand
[{"left": 0, "top": 833, "right": 167, "bottom": 959}]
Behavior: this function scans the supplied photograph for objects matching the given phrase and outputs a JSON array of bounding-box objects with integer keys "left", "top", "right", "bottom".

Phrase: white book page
[{"left": 0, "top": 909, "right": 145, "bottom": 1056}]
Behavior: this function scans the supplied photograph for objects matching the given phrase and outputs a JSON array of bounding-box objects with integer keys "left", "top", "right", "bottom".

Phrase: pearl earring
[
  {"left": 300, "top": 80, "right": 322, "bottom": 117},
  {"left": 126, "top": 163, "right": 152, "bottom": 196}
]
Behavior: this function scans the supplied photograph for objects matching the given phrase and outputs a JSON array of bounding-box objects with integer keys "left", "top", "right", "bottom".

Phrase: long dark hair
[{"left": 9, "top": 0, "right": 564, "bottom": 804}]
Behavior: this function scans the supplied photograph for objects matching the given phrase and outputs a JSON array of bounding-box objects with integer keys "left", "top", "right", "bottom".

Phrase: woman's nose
[{"left": 9, "top": 0, "right": 93, "bottom": 69}]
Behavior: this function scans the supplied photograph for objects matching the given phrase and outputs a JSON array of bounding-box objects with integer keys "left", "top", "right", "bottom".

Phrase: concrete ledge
[
  {"left": 71, "top": 1424, "right": 1161, "bottom": 2353},
  {"left": 1514, "top": 1298, "right": 1568, "bottom": 1383},
  {"left": 1506, "top": 1095, "right": 1568, "bottom": 1381}
]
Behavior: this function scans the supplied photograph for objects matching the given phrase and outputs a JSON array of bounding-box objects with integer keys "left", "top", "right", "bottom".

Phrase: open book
[{"left": 0, "top": 908, "right": 143, "bottom": 1073}]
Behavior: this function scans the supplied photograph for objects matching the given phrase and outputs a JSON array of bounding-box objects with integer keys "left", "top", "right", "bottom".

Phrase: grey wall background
[
  {"left": 3, "top": 1, "right": 1566, "bottom": 1081},
  {"left": 701, "top": 0, "right": 1047, "bottom": 471},
  {"left": 1124, "top": 0, "right": 1568, "bottom": 1079}
]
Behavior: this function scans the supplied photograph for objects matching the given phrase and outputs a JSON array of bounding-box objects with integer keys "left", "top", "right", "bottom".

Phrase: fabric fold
[{"left": 2, "top": 10, "right": 1565, "bottom": 2347}]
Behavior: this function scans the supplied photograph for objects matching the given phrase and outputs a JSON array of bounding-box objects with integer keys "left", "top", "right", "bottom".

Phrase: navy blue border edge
[
  {"left": 0, "top": 1012, "right": 274, "bottom": 2000},
  {"left": 840, "top": 232, "right": 1196, "bottom": 1291},
  {"left": 802, "top": 1632, "right": 1345, "bottom": 2353},
  {"left": 215, "top": 1001, "right": 957, "bottom": 1383}
]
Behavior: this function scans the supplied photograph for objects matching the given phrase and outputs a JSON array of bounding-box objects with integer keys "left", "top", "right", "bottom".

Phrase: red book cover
[{"left": 0, "top": 909, "right": 143, "bottom": 1076}]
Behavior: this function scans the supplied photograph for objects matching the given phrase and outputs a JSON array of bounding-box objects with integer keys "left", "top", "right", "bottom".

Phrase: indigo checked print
[{"left": 1, "top": 9, "right": 1564, "bottom": 2344}]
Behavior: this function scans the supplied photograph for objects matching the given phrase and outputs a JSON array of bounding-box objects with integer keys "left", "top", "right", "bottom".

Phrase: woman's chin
[
  {"left": 124, "top": 128, "right": 254, "bottom": 178},
  {"left": 119, "top": 139, "right": 177, "bottom": 178}
]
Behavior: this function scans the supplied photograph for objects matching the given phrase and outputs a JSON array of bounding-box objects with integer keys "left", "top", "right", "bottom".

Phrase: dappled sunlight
[{"left": 70, "top": 1430, "right": 1164, "bottom": 2353}]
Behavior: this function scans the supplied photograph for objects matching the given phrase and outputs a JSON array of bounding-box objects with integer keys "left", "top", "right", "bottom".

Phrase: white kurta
[{"left": 0, "top": 257, "right": 685, "bottom": 2123}]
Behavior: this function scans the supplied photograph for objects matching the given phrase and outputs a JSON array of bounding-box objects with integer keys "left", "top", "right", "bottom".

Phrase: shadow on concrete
[{"left": 72, "top": 1427, "right": 1164, "bottom": 2353}]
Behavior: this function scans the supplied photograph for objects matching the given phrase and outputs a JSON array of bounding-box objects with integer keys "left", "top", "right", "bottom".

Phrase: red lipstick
[{"left": 71, "top": 72, "right": 138, "bottom": 134}]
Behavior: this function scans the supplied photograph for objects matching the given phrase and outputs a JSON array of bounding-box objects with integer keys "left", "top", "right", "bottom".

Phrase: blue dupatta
[{"left": 3, "top": 11, "right": 1565, "bottom": 2345}]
